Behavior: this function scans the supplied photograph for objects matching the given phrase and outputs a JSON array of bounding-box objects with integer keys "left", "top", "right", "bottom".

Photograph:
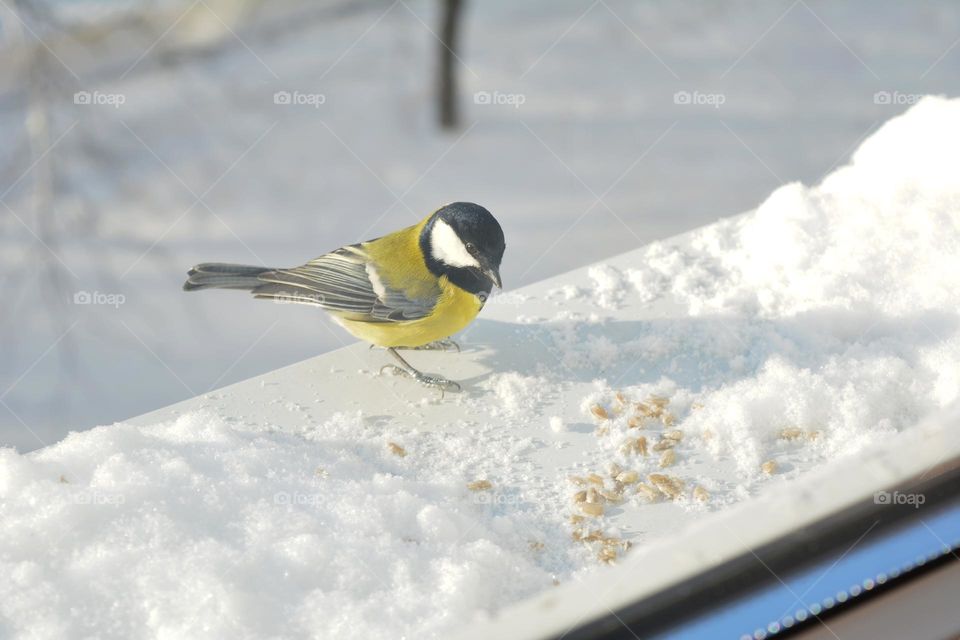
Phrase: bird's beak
[{"left": 483, "top": 265, "right": 502, "bottom": 289}]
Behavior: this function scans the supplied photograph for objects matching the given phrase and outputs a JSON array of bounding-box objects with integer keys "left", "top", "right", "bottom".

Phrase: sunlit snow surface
[{"left": 2, "top": 98, "right": 959, "bottom": 639}]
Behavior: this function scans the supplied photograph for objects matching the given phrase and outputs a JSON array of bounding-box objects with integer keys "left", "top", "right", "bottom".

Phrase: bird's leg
[{"left": 379, "top": 348, "right": 462, "bottom": 395}]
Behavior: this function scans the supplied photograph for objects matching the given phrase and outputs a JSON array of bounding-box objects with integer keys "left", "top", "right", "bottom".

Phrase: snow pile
[
  {"left": 548, "top": 265, "right": 642, "bottom": 310},
  {"left": 586, "top": 265, "right": 630, "bottom": 310},
  {"left": 568, "top": 96, "right": 960, "bottom": 476},
  {"left": 479, "top": 372, "right": 549, "bottom": 417},
  {"left": 644, "top": 97, "right": 960, "bottom": 318},
  {"left": 0, "top": 411, "right": 579, "bottom": 639}
]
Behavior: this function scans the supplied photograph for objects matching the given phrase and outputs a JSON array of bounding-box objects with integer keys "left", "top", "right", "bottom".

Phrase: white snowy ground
[{"left": 1, "top": 97, "right": 958, "bottom": 639}]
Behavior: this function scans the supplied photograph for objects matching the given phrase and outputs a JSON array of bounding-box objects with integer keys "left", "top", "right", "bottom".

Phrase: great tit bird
[{"left": 183, "top": 202, "right": 505, "bottom": 391}]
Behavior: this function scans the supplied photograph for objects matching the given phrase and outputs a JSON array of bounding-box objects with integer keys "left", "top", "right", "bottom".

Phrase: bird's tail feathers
[{"left": 183, "top": 263, "right": 272, "bottom": 291}]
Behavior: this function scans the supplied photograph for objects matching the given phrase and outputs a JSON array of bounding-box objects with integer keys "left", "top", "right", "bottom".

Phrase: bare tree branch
[{"left": 438, "top": 0, "right": 464, "bottom": 129}]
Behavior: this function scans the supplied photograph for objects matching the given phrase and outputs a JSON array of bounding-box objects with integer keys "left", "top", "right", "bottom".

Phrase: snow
[
  {"left": 459, "top": 401, "right": 960, "bottom": 640},
  {"left": 479, "top": 372, "right": 548, "bottom": 417},
  {"left": 2, "top": 97, "right": 960, "bottom": 638},
  {"left": 1, "top": 411, "right": 573, "bottom": 639},
  {"left": 589, "top": 96, "right": 960, "bottom": 476}
]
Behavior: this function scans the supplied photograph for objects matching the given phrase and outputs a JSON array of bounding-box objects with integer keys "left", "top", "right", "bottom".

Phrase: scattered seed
[
  {"left": 387, "top": 442, "right": 407, "bottom": 457},
  {"left": 602, "top": 537, "right": 623, "bottom": 548},
  {"left": 467, "top": 480, "right": 493, "bottom": 491},
  {"left": 59, "top": 475, "right": 69, "bottom": 484},
  {"left": 621, "top": 436, "right": 649, "bottom": 456},
  {"left": 661, "top": 412, "right": 676, "bottom": 426},
  {"left": 659, "top": 449, "right": 677, "bottom": 468},
  {"left": 586, "top": 473, "right": 605, "bottom": 486},
  {"left": 616, "top": 470, "right": 639, "bottom": 484},
  {"left": 635, "top": 483, "right": 659, "bottom": 502},
  {"left": 569, "top": 515, "right": 585, "bottom": 525},
  {"left": 807, "top": 430, "right": 822, "bottom": 441},
  {"left": 608, "top": 462, "right": 623, "bottom": 478},
  {"left": 691, "top": 402, "right": 705, "bottom": 411},
  {"left": 648, "top": 473, "right": 685, "bottom": 499},
  {"left": 652, "top": 438, "right": 676, "bottom": 452},
  {"left": 598, "top": 546, "right": 617, "bottom": 563},
  {"left": 693, "top": 486, "right": 710, "bottom": 502},
  {"left": 600, "top": 489, "right": 622, "bottom": 503},
  {"left": 761, "top": 460, "right": 777, "bottom": 475},
  {"left": 615, "top": 391, "right": 628, "bottom": 407},
  {"left": 572, "top": 490, "right": 588, "bottom": 503},
  {"left": 663, "top": 429, "right": 684, "bottom": 442},
  {"left": 529, "top": 541, "right": 545, "bottom": 552},
  {"left": 636, "top": 436, "right": 648, "bottom": 456},
  {"left": 627, "top": 416, "right": 644, "bottom": 429},
  {"left": 779, "top": 427, "right": 803, "bottom": 441},
  {"left": 580, "top": 502, "right": 604, "bottom": 517},
  {"left": 590, "top": 404, "right": 609, "bottom": 421},
  {"left": 635, "top": 402, "right": 656, "bottom": 418},
  {"left": 649, "top": 395, "right": 669, "bottom": 408}
]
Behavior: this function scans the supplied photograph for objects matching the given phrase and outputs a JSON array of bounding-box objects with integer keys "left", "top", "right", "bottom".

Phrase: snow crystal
[{"left": 549, "top": 416, "right": 564, "bottom": 433}]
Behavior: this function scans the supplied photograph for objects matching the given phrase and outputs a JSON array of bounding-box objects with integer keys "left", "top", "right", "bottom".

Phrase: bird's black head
[{"left": 420, "top": 202, "right": 505, "bottom": 297}]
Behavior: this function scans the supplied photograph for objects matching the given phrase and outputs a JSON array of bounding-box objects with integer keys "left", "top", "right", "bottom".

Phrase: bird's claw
[
  {"left": 371, "top": 340, "right": 460, "bottom": 352},
  {"left": 420, "top": 339, "right": 461, "bottom": 352},
  {"left": 379, "top": 364, "right": 462, "bottom": 397}
]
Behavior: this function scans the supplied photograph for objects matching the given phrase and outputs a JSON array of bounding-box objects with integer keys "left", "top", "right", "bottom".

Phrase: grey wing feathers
[
  {"left": 372, "top": 280, "right": 435, "bottom": 322},
  {"left": 252, "top": 245, "right": 435, "bottom": 322},
  {"left": 183, "top": 263, "right": 272, "bottom": 291}
]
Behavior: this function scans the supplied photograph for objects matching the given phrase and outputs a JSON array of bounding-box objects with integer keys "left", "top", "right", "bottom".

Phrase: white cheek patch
[{"left": 430, "top": 219, "right": 480, "bottom": 268}]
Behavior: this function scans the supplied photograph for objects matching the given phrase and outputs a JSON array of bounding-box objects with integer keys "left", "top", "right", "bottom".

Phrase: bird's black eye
[{"left": 465, "top": 242, "right": 475, "bottom": 252}]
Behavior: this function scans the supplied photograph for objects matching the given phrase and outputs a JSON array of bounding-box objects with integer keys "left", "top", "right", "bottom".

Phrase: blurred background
[{"left": 2, "top": 0, "right": 959, "bottom": 451}]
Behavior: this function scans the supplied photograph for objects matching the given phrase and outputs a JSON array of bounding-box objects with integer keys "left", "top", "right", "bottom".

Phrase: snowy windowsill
[{"left": 2, "top": 97, "right": 960, "bottom": 639}]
